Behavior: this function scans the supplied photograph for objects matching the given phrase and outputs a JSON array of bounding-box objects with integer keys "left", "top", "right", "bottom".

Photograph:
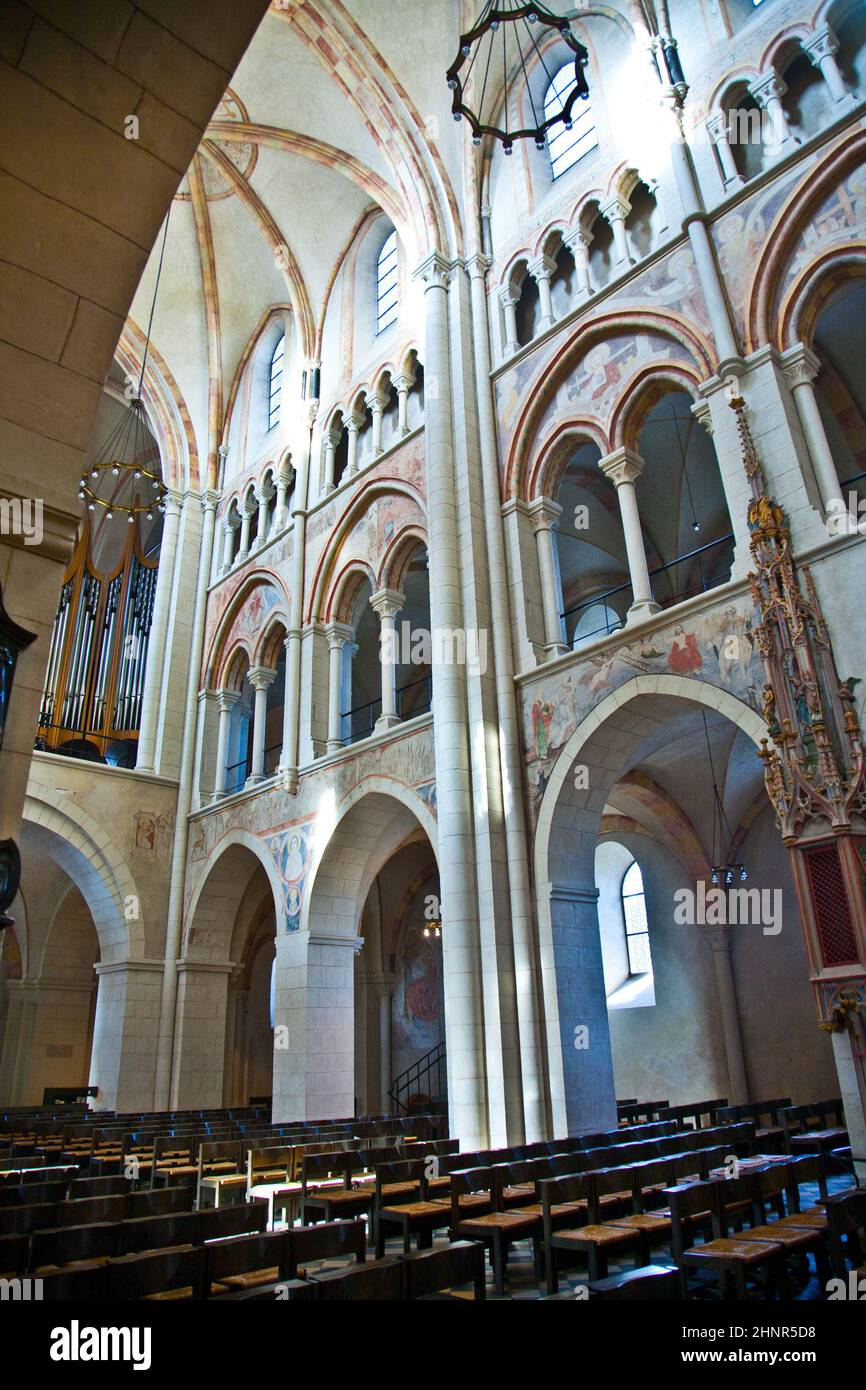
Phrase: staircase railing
[{"left": 388, "top": 1041, "right": 446, "bottom": 1115}]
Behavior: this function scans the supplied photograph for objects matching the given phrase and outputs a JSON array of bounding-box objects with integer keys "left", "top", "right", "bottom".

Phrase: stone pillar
[
  {"left": 367, "top": 390, "right": 388, "bottom": 457},
  {"left": 274, "top": 466, "right": 292, "bottom": 532},
  {"left": 369, "top": 972, "right": 395, "bottom": 1113},
  {"left": 255, "top": 480, "right": 274, "bottom": 549},
  {"left": 563, "top": 227, "right": 593, "bottom": 300},
  {"left": 781, "top": 344, "right": 845, "bottom": 519},
  {"left": 749, "top": 73, "right": 798, "bottom": 155},
  {"left": 804, "top": 24, "right": 855, "bottom": 108},
  {"left": 394, "top": 373, "right": 414, "bottom": 436},
  {"left": 246, "top": 665, "right": 277, "bottom": 784},
  {"left": 171, "top": 962, "right": 234, "bottom": 1110},
  {"left": 220, "top": 514, "right": 238, "bottom": 574},
  {"left": 238, "top": 495, "right": 255, "bottom": 561},
  {"left": 600, "top": 195, "right": 635, "bottom": 268},
  {"left": 325, "top": 622, "right": 354, "bottom": 752},
  {"left": 548, "top": 885, "right": 617, "bottom": 1136},
  {"left": 528, "top": 498, "right": 568, "bottom": 659},
  {"left": 272, "top": 931, "right": 363, "bottom": 1122},
  {"left": 498, "top": 286, "right": 519, "bottom": 357},
  {"left": 346, "top": 412, "right": 362, "bottom": 477},
  {"left": 322, "top": 427, "right": 339, "bottom": 494},
  {"left": 90, "top": 961, "right": 163, "bottom": 1113},
  {"left": 703, "top": 925, "right": 749, "bottom": 1106},
  {"left": 599, "top": 448, "right": 660, "bottom": 622},
  {"left": 371, "top": 587, "right": 404, "bottom": 732},
  {"left": 415, "top": 251, "right": 486, "bottom": 1147},
  {"left": 705, "top": 110, "right": 743, "bottom": 191},
  {"left": 136, "top": 491, "right": 182, "bottom": 773},
  {"left": 528, "top": 254, "right": 557, "bottom": 333},
  {"left": 212, "top": 689, "right": 240, "bottom": 801}
]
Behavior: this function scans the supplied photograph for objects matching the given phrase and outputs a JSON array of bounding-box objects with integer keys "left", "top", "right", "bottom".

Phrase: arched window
[
  {"left": 268, "top": 334, "right": 284, "bottom": 431},
  {"left": 621, "top": 860, "right": 652, "bottom": 976},
  {"left": 376, "top": 230, "right": 399, "bottom": 333},
  {"left": 544, "top": 65, "right": 598, "bottom": 180}
]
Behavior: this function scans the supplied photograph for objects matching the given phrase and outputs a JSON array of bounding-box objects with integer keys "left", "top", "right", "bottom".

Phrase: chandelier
[
  {"left": 446, "top": 1, "right": 589, "bottom": 153},
  {"left": 78, "top": 216, "right": 170, "bottom": 525},
  {"left": 701, "top": 710, "right": 748, "bottom": 887}
]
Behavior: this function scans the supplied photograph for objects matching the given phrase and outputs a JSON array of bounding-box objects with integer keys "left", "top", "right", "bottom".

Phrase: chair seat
[
  {"left": 608, "top": 1213, "right": 672, "bottom": 1234},
  {"left": 380, "top": 1182, "right": 419, "bottom": 1202},
  {"left": 457, "top": 1210, "right": 540, "bottom": 1238},
  {"left": 380, "top": 1200, "right": 449, "bottom": 1221},
  {"left": 501, "top": 1184, "right": 535, "bottom": 1205},
  {"left": 519, "top": 1200, "right": 587, "bottom": 1220},
  {"left": 554, "top": 1223, "right": 637, "bottom": 1248},
  {"left": 143, "top": 1285, "right": 195, "bottom": 1300},
  {"left": 216, "top": 1266, "right": 280, "bottom": 1290},
  {"left": 737, "top": 1224, "right": 817, "bottom": 1249},
  {"left": 775, "top": 1209, "right": 827, "bottom": 1230},
  {"left": 682, "top": 1237, "right": 783, "bottom": 1264}
]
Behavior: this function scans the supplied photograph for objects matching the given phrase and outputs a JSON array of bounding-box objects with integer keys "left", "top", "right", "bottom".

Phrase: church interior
[{"left": 1, "top": 0, "right": 866, "bottom": 1311}]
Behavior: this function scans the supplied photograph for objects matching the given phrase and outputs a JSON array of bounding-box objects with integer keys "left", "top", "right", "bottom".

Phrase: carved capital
[
  {"left": 370, "top": 587, "right": 405, "bottom": 621},
  {"left": 599, "top": 447, "right": 645, "bottom": 488},
  {"left": 803, "top": 24, "right": 839, "bottom": 66},
  {"left": 781, "top": 343, "right": 821, "bottom": 390},
  {"left": 527, "top": 496, "right": 564, "bottom": 533},
  {"left": 413, "top": 251, "right": 453, "bottom": 292},
  {"left": 247, "top": 665, "right": 278, "bottom": 693}
]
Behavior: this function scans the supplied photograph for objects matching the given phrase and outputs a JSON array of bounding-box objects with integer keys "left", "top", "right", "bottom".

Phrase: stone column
[
  {"left": 220, "top": 513, "right": 238, "bottom": 574},
  {"left": 415, "top": 251, "right": 486, "bottom": 1147},
  {"left": 212, "top": 689, "right": 240, "bottom": 801},
  {"left": 274, "top": 465, "right": 293, "bottom": 532},
  {"left": 599, "top": 448, "right": 660, "bottom": 622},
  {"left": 322, "top": 427, "right": 339, "bottom": 494},
  {"left": 804, "top": 24, "right": 855, "bottom": 108},
  {"left": 246, "top": 665, "right": 277, "bottom": 784},
  {"left": 371, "top": 587, "right": 404, "bottom": 732},
  {"left": 367, "top": 390, "right": 388, "bottom": 457},
  {"left": 705, "top": 110, "right": 743, "bottom": 191},
  {"left": 272, "top": 931, "right": 363, "bottom": 1122},
  {"left": 548, "top": 885, "right": 617, "bottom": 1135},
  {"left": 238, "top": 495, "right": 255, "bottom": 561},
  {"left": 325, "top": 622, "right": 354, "bottom": 752},
  {"left": 528, "top": 253, "right": 557, "bottom": 333},
  {"left": 346, "top": 412, "right": 362, "bottom": 476},
  {"left": 600, "top": 194, "right": 635, "bottom": 268},
  {"left": 703, "top": 925, "right": 749, "bottom": 1106},
  {"left": 749, "top": 73, "right": 798, "bottom": 156},
  {"left": 563, "top": 227, "right": 593, "bottom": 301},
  {"left": 498, "top": 286, "right": 519, "bottom": 357},
  {"left": 136, "top": 490, "right": 182, "bottom": 773},
  {"left": 781, "top": 344, "right": 845, "bottom": 519},
  {"left": 370, "top": 971, "right": 395, "bottom": 1112},
  {"left": 90, "top": 961, "right": 164, "bottom": 1113},
  {"left": 528, "top": 498, "right": 568, "bottom": 659},
  {"left": 394, "top": 373, "right": 414, "bottom": 436},
  {"left": 255, "top": 480, "right": 274, "bottom": 549}
]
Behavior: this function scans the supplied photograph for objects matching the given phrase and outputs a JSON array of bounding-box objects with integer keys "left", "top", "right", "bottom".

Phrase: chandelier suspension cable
[
  {"left": 137, "top": 208, "right": 171, "bottom": 401},
  {"left": 700, "top": 709, "right": 746, "bottom": 883}
]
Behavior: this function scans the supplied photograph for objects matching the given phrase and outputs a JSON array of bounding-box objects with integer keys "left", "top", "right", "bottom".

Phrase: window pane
[
  {"left": 623, "top": 892, "right": 648, "bottom": 937},
  {"left": 377, "top": 230, "right": 399, "bottom": 332},
  {"left": 627, "top": 932, "right": 652, "bottom": 975},
  {"left": 268, "top": 335, "right": 284, "bottom": 430},
  {"left": 544, "top": 65, "right": 598, "bottom": 179}
]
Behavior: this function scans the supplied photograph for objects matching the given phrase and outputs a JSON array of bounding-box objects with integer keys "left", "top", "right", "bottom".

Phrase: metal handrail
[{"left": 388, "top": 1040, "right": 447, "bottom": 1116}]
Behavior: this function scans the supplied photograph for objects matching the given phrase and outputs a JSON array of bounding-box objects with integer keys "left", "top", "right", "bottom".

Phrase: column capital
[
  {"left": 497, "top": 284, "right": 519, "bottom": 309},
  {"left": 528, "top": 253, "right": 557, "bottom": 283},
  {"left": 465, "top": 252, "right": 492, "bottom": 280},
  {"left": 365, "top": 388, "right": 390, "bottom": 413},
  {"left": 217, "top": 689, "right": 242, "bottom": 714},
  {"left": 247, "top": 665, "right": 278, "bottom": 692},
  {"left": 704, "top": 110, "right": 729, "bottom": 143},
  {"left": 345, "top": 411, "right": 364, "bottom": 434},
  {"left": 257, "top": 478, "right": 276, "bottom": 504},
  {"left": 691, "top": 399, "right": 714, "bottom": 437},
  {"left": 324, "top": 620, "right": 355, "bottom": 649},
  {"left": 201, "top": 489, "right": 221, "bottom": 512},
  {"left": 413, "top": 251, "right": 453, "bottom": 291},
  {"left": 599, "top": 447, "right": 645, "bottom": 487},
  {"left": 701, "top": 922, "right": 735, "bottom": 954},
  {"left": 780, "top": 342, "right": 821, "bottom": 389},
  {"left": 749, "top": 72, "right": 786, "bottom": 106},
  {"left": 563, "top": 225, "right": 591, "bottom": 253},
  {"left": 599, "top": 194, "right": 631, "bottom": 223},
  {"left": 370, "top": 587, "right": 405, "bottom": 620},
  {"left": 527, "top": 495, "right": 564, "bottom": 532},
  {"left": 803, "top": 22, "right": 839, "bottom": 64},
  {"left": 241, "top": 491, "right": 258, "bottom": 518}
]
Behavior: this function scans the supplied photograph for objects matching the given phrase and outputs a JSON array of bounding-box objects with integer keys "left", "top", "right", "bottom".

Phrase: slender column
[
  {"left": 394, "top": 373, "right": 414, "bottom": 436},
  {"left": 212, "top": 689, "right": 240, "bottom": 801},
  {"left": 705, "top": 110, "right": 743, "bottom": 190},
  {"left": 220, "top": 514, "right": 238, "bottom": 573},
  {"left": 703, "top": 926, "right": 749, "bottom": 1105},
  {"left": 600, "top": 194, "right": 635, "bottom": 267},
  {"left": 498, "top": 286, "right": 519, "bottom": 357},
  {"left": 280, "top": 393, "right": 317, "bottom": 791},
  {"left": 528, "top": 254, "right": 557, "bottom": 333},
  {"left": 238, "top": 496, "right": 254, "bottom": 560},
  {"left": 274, "top": 465, "right": 293, "bottom": 532},
  {"left": 136, "top": 491, "right": 182, "bottom": 772},
  {"left": 782, "top": 344, "right": 845, "bottom": 520},
  {"left": 370, "top": 972, "right": 395, "bottom": 1111},
  {"left": 325, "top": 622, "right": 354, "bottom": 752},
  {"left": 414, "top": 251, "right": 485, "bottom": 1147},
  {"left": 246, "top": 666, "right": 277, "bottom": 784},
  {"left": 804, "top": 24, "right": 854, "bottom": 107},
  {"left": 367, "top": 390, "right": 388, "bottom": 457},
  {"left": 322, "top": 427, "right": 339, "bottom": 494},
  {"left": 255, "top": 481, "right": 274, "bottom": 549},
  {"left": 528, "top": 498, "right": 568, "bottom": 659},
  {"left": 563, "top": 227, "right": 592, "bottom": 300},
  {"left": 154, "top": 492, "right": 219, "bottom": 1108},
  {"left": 371, "top": 588, "right": 404, "bottom": 732},
  {"left": 346, "top": 412, "right": 362, "bottom": 476},
  {"left": 749, "top": 73, "right": 798, "bottom": 155},
  {"left": 599, "top": 448, "right": 660, "bottom": 622}
]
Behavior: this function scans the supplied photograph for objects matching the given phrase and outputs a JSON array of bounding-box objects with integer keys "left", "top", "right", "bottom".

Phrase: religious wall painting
[
  {"left": 130, "top": 808, "right": 175, "bottom": 863},
  {"left": 266, "top": 826, "right": 312, "bottom": 934},
  {"left": 520, "top": 598, "right": 762, "bottom": 824},
  {"left": 605, "top": 245, "right": 711, "bottom": 334},
  {"left": 391, "top": 920, "right": 444, "bottom": 1062},
  {"left": 774, "top": 164, "right": 866, "bottom": 314}
]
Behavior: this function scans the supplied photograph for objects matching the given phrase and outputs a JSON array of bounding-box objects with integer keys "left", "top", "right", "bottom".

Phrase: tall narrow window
[
  {"left": 376, "top": 230, "right": 399, "bottom": 334},
  {"left": 621, "top": 860, "right": 652, "bottom": 975},
  {"left": 544, "top": 66, "right": 598, "bottom": 179},
  {"left": 268, "top": 334, "right": 284, "bottom": 431}
]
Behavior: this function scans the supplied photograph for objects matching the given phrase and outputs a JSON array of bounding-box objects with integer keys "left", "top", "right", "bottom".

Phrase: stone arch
[
  {"left": 532, "top": 676, "right": 764, "bottom": 1137},
  {"left": 610, "top": 362, "right": 705, "bottom": 452},
  {"left": 183, "top": 831, "right": 284, "bottom": 966},
  {"left": 22, "top": 785, "right": 146, "bottom": 963},
  {"left": 205, "top": 572, "right": 291, "bottom": 687},
  {"left": 377, "top": 526, "right": 428, "bottom": 592},
  {"left": 780, "top": 249, "right": 866, "bottom": 351},
  {"left": 306, "top": 478, "right": 426, "bottom": 622},
  {"left": 327, "top": 559, "right": 377, "bottom": 626},
  {"left": 527, "top": 418, "right": 610, "bottom": 503},
  {"left": 222, "top": 304, "right": 293, "bottom": 454},
  {"left": 116, "top": 325, "right": 198, "bottom": 493}
]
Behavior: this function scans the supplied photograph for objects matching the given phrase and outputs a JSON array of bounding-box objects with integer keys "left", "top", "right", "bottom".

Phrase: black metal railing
[
  {"left": 561, "top": 533, "right": 735, "bottom": 649},
  {"left": 341, "top": 674, "right": 433, "bottom": 746},
  {"left": 388, "top": 1040, "right": 447, "bottom": 1115}
]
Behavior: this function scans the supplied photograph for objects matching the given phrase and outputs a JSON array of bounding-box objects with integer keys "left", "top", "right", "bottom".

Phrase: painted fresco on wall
[
  {"left": 130, "top": 809, "right": 174, "bottom": 862},
  {"left": 521, "top": 598, "right": 763, "bottom": 824},
  {"left": 305, "top": 484, "right": 426, "bottom": 607},
  {"left": 265, "top": 825, "right": 312, "bottom": 933},
  {"left": 391, "top": 925, "right": 444, "bottom": 1073}
]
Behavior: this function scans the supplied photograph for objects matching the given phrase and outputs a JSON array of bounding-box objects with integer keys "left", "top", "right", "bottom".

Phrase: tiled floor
[{"left": 290, "top": 1174, "right": 856, "bottom": 1300}]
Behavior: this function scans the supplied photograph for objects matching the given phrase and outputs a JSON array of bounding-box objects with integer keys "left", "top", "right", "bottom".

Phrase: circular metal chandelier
[{"left": 447, "top": 1, "right": 589, "bottom": 153}]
